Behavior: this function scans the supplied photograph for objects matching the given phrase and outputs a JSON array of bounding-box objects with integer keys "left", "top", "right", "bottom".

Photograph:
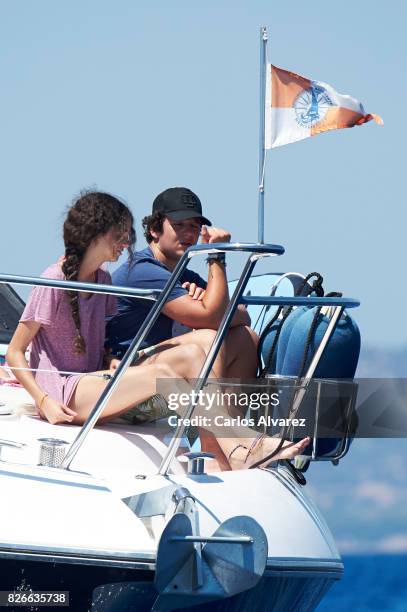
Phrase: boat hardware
[
  {"left": 153, "top": 513, "right": 267, "bottom": 610},
  {"left": 170, "top": 535, "right": 254, "bottom": 544},
  {"left": 37, "top": 438, "right": 70, "bottom": 468},
  {"left": 281, "top": 459, "right": 307, "bottom": 486},
  {"left": 181, "top": 451, "right": 215, "bottom": 475},
  {"left": 3, "top": 365, "right": 111, "bottom": 379},
  {"left": 158, "top": 243, "right": 284, "bottom": 475},
  {"left": 0, "top": 439, "right": 26, "bottom": 461},
  {"left": 239, "top": 295, "right": 359, "bottom": 469},
  {"left": 1, "top": 255, "right": 358, "bottom": 474},
  {"left": 124, "top": 484, "right": 179, "bottom": 518},
  {"left": 1, "top": 243, "right": 282, "bottom": 472},
  {"left": 64, "top": 242, "right": 283, "bottom": 472},
  {"left": 0, "top": 273, "right": 160, "bottom": 301}
]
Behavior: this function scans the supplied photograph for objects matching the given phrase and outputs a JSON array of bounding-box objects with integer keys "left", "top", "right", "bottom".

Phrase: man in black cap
[
  {"left": 105, "top": 187, "right": 308, "bottom": 468},
  {"left": 106, "top": 187, "right": 256, "bottom": 366}
]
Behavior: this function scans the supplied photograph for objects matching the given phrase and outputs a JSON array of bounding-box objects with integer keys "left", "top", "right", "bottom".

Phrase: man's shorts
[{"left": 119, "top": 393, "right": 171, "bottom": 425}]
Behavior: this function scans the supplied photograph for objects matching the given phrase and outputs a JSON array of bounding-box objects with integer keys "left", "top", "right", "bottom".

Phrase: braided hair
[{"left": 62, "top": 191, "right": 135, "bottom": 354}]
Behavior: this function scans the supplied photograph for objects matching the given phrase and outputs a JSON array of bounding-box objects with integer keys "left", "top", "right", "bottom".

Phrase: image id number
[{"left": 0, "top": 591, "right": 69, "bottom": 607}]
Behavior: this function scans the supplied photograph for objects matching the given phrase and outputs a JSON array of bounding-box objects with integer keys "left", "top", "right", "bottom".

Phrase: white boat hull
[{"left": 0, "top": 397, "right": 342, "bottom": 611}]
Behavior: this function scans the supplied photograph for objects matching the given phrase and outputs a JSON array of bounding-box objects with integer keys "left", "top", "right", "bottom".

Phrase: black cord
[
  {"left": 251, "top": 272, "right": 326, "bottom": 469},
  {"left": 258, "top": 272, "right": 324, "bottom": 376}
]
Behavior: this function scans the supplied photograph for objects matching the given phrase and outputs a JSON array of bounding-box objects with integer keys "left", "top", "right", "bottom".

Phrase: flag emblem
[
  {"left": 294, "top": 85, "right": 334, "bottom": 128},
  {"left": 265, "top": 64, "right": 382, "bottom": 149}
]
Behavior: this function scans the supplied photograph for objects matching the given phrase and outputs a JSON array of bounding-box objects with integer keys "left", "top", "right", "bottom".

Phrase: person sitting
[
  {"left": 105, "top": 187, "right": 309, "bottom": 469},
  {"left": 6, "top": 191, "right": 210, "bottom": 426}
]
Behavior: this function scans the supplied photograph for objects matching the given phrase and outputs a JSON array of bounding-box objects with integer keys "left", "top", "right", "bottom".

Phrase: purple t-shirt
[{"left": 20, "top": 263, "right": 117, "bottom": 408}]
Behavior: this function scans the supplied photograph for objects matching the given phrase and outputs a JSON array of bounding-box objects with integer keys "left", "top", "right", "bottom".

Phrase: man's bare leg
[
  {"left": 148, "top": 327, "right": 307, "bottom": 469},
  {"left": 156, "top": 326, "right": 258, "bottom": 379},
  {"left": 177, "top": 327, "right": 260, "bottom": 465}
]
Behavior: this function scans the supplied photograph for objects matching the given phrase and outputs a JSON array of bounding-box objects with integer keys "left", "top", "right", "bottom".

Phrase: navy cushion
[
  {"left": 279, "top": 307, "right": 360, "bottom": 378},
  {"left": 260, "top": 320, "right": 280, "bottom": 374},
  {"left": 261, "top": 306, "right": 360, "bottom": 459},
  {"left": 261, "top": 306, "right": 307, "bottom": 375}
]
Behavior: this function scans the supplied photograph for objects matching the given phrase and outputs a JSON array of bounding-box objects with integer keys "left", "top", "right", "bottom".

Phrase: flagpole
[{"left": 258, "top": 26, "right": 268, "bottom": 244}]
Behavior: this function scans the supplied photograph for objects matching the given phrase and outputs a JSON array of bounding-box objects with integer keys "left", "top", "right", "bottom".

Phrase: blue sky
[{"left": 0, "top": 1, "right": 403, "bottom": 347}]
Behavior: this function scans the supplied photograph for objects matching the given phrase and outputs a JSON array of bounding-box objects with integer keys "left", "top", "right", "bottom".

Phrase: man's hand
[
  {"left": 182, "top": 281, "right": 205, "bottom": 301},
  {"left": 109, "top": 358, "right": 121, "bottom": 372},
  {"left": 201, "top": 225, "right": 231, "bottom": 244},
  {"left": 104, "top": 349, "right": 121, "bottom": 371},
  {"left": 40, "top": 396, "right": 78, "bottom": 425}
]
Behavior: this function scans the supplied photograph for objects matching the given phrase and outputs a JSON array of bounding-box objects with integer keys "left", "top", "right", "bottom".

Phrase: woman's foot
[{"left": 228, "top": 436, "right": 310, "bottom": 470}]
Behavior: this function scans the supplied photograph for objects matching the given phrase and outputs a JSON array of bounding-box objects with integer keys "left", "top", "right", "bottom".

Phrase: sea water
[{"left": 317, "top": 555, "right": 407, "bottom": 612}]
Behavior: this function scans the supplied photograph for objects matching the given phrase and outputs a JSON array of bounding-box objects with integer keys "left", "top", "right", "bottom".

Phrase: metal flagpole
[{"left": 257, "top": 26, "right": 268, "bottom": 244}]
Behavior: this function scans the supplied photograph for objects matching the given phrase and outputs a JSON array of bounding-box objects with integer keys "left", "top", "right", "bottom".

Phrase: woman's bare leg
[
  {"left": 69, "top": 343, "right": 206, "bottom": 424},
  {"left": 71, "top": 332, "right": 308, "bottom": 469}
]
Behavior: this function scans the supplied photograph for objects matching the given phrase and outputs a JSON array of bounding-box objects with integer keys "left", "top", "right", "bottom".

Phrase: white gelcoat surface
[{"left": 0, "top": 386, "right": 340, "bottom": 565}]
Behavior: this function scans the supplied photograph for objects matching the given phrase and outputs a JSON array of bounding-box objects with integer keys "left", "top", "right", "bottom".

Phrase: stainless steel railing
[
  {"left": 0, "top": 273, "right": 161, "bottom": 300},
  {"left": 61, "top": 243, "right": 284, "bottom": 470},
  {"left": 2, "top": 243, "right": 359, "bottom": 473}
]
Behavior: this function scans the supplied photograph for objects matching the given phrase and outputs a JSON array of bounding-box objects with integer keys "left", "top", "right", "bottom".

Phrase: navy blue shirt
[{"left": 105, "top": 247, "right": 206, "bottom": 355}]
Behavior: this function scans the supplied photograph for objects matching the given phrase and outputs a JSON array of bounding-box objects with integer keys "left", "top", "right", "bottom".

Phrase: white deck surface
[{"left": 0, "top": 385, "right": 341, "bottom": 564}]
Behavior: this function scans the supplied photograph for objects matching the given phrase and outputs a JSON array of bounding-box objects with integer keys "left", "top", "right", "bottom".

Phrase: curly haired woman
[{"left": 6, "top": 191, "right": 207, "bottom": 426}]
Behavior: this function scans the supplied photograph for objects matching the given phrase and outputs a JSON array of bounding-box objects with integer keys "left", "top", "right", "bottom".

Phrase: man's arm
[
  {"left": 163, "top": 287, "right": 250, "bottom": 329},
  {"left": 163, "top": 226, "right": 250, "bottom": 329}
]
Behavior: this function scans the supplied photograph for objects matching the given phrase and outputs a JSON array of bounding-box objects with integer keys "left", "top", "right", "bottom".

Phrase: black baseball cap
[{"left": 152, "top": 187, "right": 212, "bottom": 226}]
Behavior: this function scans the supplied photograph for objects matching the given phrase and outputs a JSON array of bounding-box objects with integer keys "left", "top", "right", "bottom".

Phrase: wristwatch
[{"left": 206, "top": 253, "right": 226, "bottom": 265}]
